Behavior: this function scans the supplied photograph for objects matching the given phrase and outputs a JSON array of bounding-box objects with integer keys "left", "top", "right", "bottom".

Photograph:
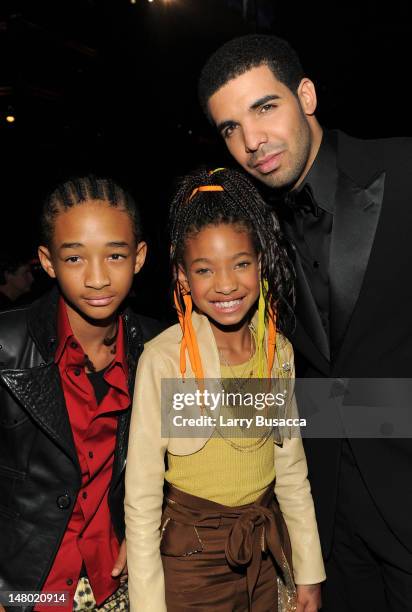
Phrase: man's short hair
[{"left": 198, "top": 34, "right": 304, "bottom": 119}]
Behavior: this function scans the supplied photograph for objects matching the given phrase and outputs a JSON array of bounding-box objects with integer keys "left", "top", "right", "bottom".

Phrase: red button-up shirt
[{"left": 36, "top": 298, "right": 130, "bottom": 611}]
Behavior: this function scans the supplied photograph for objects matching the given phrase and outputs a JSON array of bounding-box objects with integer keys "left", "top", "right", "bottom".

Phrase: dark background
[{"left": 1, "top": 0, "right": 410, "bottom": 318}]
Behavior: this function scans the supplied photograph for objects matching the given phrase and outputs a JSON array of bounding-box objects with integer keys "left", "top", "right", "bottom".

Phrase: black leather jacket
[{"left": 0, "top": 288, "right": 161, "bottom": 611}]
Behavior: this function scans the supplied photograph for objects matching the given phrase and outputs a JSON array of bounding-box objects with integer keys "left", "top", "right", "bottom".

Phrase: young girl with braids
[{"left": 125, "top": 168, "right": 325, "bottom": 612}]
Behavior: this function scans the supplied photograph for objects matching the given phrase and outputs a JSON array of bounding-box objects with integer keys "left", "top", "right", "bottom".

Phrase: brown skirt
[{"left": 160, "top": 482, "right": 297, "bottom": 612}]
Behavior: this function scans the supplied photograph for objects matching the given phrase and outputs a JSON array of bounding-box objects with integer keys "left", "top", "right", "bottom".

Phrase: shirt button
[
  {"left": 313, "top": 260, "right": 320, "bottom": 269},
  {"left": 82, "top": 491, "right": 88, "bottom": 499},
  {"left": 74, "top": 368, "right": 81, "bottom": 376},
  {"left": 66, "top": 579, "right": 73, "bottom": 586},
  {"left": 88, "top": 451, "right": 94, "bottom": 459},
  {"left": 70, "top": 341, "right": 78, "bottom": 349}
]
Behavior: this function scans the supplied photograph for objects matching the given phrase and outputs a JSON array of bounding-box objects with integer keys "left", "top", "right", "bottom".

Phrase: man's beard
[{"left": 250, "top": 119, "right": 312, "bottom": 191}]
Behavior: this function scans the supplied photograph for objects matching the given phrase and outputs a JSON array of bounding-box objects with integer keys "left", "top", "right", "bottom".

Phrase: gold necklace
[
  {"left": 215, "top": 331, "right": 273, "bottom": 452},
  {"left": 218, "top": 330, "right": 255, "bottom": 390},
  {"left": 213, "top": 422, "right": 273, "bottom": 452}
]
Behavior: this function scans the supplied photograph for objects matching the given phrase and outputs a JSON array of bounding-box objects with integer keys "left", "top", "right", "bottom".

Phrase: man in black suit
[{"left": 199, "top": 35, "right": 412, "bottom": 611}]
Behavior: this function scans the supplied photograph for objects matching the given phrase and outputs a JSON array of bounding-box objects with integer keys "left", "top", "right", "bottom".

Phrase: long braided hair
[
  {"left": 170, "top": 167, "right": 295, "bottom": 335},
  {"left": 41, "top": 175, "right": 142, "bottom": 247}
]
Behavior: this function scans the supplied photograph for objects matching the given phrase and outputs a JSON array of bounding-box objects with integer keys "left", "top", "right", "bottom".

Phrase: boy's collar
[{"left": 27, "top": 285, "right": 143, "bottom": 372}]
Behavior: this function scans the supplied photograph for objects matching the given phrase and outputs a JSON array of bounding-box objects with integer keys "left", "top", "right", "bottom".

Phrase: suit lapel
[{"left": 329, "top": 170, "right": 385, "bottom": 351}]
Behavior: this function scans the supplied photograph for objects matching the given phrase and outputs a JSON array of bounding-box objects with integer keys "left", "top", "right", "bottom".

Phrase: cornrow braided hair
[
  {"left": 170, "top": 167, "right": 295, "bottom": 334},
  {"left": 41, "top": 175, "right": 143, "bottom": 247}
]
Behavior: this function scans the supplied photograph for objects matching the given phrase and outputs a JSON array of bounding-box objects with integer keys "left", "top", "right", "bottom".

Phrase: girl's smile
[{"left": 210, "top": 297, "right": 245, "bottom": 313}]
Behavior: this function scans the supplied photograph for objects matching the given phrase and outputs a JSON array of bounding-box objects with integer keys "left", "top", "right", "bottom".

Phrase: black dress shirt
[{"left": 283, "top": 131, "right": 338, "bottom": 342}]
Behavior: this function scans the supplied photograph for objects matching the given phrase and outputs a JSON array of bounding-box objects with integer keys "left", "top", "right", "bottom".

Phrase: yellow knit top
[{"left": 165, "top": 352, "right": 275, "bottom": 506}]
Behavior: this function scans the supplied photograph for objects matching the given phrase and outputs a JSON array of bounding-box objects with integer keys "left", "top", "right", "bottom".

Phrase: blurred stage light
[{"left": 6, "top": 114, "right": 15, "bottom": 123}]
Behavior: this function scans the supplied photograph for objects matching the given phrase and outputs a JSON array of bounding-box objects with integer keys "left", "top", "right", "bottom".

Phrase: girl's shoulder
[
  {"left": 135, "top": 322, "right": 183, "bottom": 378},
  {"left": 142, "top": 321, "right": 183, "bottom": 358},
  {"left": 276, "top": 331, "right": 292, "bottom": 353},
  {"left": 273, "top": 331, "right": 295, "bottom": 375}
]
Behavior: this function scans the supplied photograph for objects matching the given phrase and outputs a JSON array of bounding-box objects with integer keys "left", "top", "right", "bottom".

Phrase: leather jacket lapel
[
  {"left": 329, "top": 170, "right": 385, "bottom": 352},
  {"left": 0, "top": 363, "right": 79, "bottom": 465},
  {"left": 0, "top": 288, "right": 79, "bottom": 463}
]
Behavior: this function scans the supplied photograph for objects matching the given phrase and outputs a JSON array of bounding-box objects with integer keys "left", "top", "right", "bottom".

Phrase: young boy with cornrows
[{"left": 0, "top": 176, "right": 160, "bottom": 612}]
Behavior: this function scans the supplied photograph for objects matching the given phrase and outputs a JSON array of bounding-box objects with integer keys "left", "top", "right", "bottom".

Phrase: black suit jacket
[{"left": 289, "top": 130, "right": 412, "bottom": 557}]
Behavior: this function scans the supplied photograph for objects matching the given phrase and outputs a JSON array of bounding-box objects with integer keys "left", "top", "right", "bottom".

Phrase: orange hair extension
[
  {"left": 189, "top": 185, "right": 224, "bottom": 201},
  {"left": 174, "top": 288, "right": 204, "bottom": 383}
]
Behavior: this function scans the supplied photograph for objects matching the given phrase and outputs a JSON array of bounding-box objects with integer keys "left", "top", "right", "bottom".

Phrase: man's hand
[
  {"left": 296, "top": 583, "right": 322, "bottom": 612},
  {"left": 0, "top": 604, "right": 5, "bottom": 612},
  {"left": 111, "top": 539, "right": 127, "bottom": 582}
]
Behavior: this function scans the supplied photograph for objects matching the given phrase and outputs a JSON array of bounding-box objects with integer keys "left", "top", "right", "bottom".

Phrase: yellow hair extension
[{"left": 256, "top": 279, "right": 277, "bottom": 378}]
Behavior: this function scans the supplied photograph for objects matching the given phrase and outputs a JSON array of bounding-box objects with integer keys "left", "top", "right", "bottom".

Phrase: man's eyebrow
[
  {"left": 216, "top": 119, "right": 236, "bottom": 134},
  {"left": 249, "top": 94, "right": 280, "bottom": 110},
  {"left": 216, "top": 95, "right": 281, "bottom": 133}
]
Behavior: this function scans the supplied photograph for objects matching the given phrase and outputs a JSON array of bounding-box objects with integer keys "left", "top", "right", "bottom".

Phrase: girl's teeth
[{"left": 214, "top": 299, "right": 241, "bottom": 309}]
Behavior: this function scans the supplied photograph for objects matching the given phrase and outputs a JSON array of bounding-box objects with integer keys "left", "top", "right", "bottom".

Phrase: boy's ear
[
  {"left": 177, "top": 265, "right": 190, "bottom": 294},
  {"left": 38, "top": 246, "right": 57, "bottom": 279},
  {"left": 134, "top": 241, "right": 147, "bottom": 274}
]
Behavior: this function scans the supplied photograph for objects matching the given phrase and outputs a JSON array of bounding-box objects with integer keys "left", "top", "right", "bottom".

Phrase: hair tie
[
  {"left": 189, "top": 185, "right": 224, "bottom": 201},
  {"left": 208, "top": 167, "right": 226, "bottom": 176}
]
